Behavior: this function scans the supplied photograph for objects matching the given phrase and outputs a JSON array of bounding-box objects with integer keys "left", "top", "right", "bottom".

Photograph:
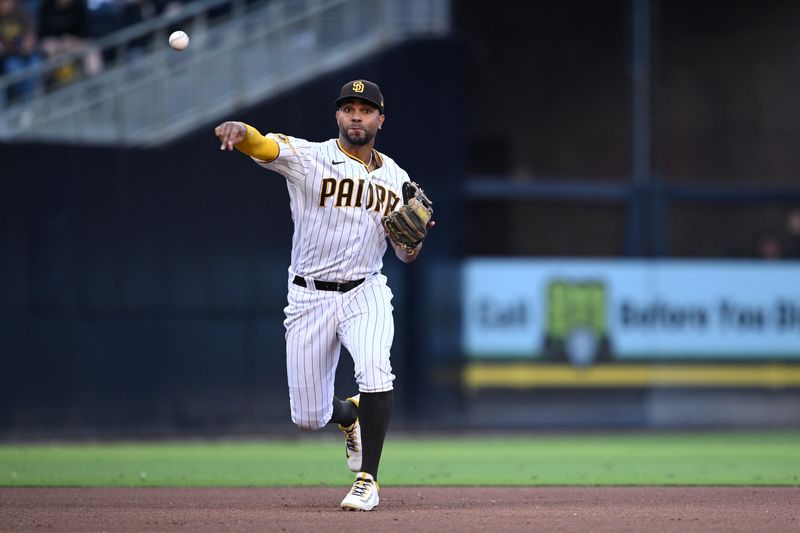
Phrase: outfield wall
[{"left": 2, "top": 37, "right": 800, "bottom": 437}]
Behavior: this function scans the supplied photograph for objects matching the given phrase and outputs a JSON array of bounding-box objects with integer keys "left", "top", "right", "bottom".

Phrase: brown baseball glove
[{"left": 382, "top": 181, "right": 434, "bottom": 250}]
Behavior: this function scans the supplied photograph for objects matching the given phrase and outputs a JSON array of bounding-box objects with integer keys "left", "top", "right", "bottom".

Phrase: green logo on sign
[{"left": 543, "top": 279, "right": 612, "bottom": 366}]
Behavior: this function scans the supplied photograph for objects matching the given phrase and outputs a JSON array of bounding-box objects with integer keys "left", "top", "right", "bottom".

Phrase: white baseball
[{"left": 169, "top": 30, "right": 189, "bottom": 51}]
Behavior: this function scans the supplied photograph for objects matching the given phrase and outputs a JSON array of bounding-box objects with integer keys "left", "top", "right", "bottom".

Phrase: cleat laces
[{"left": 350, "top": 478, "right": 372, "bottom": 498}]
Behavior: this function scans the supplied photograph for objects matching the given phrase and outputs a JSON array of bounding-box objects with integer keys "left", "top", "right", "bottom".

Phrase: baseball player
[{"left": 214, "top": 79, "right": 434, "bottom": 511}]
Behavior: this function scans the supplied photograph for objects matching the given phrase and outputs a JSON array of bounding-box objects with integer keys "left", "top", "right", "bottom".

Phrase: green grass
[{"left": 1, "top": 431, "right": 799, "bottom": 487}]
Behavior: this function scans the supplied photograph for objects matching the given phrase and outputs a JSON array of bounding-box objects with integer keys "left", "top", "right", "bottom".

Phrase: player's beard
[{"left": 343, "top": 127, "right": 374, "bottom": 146}]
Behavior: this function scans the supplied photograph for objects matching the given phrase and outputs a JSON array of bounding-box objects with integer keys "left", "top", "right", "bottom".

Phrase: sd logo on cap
[{"left": 335, "top": 79, "right": 384, "bottom": 114}]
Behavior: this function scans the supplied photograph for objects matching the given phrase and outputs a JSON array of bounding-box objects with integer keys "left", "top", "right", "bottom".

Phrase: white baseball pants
[{"left": 283, "top": 273, "right": 395, "bottom": 430}]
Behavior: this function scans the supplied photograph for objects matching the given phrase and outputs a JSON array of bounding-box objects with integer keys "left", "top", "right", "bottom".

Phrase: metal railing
[{"left": 0, "top": 0, "right": 449, "bottom": 145}]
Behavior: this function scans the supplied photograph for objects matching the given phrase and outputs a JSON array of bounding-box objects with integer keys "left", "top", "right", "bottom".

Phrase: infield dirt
[{"left": 1, "top": 486, "right": 798, "bottom": 532}]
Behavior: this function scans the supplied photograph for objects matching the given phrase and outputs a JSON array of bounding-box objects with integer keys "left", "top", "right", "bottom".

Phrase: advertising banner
[{"left": 463, "top": 259, "right": 800, "bottom": 364}]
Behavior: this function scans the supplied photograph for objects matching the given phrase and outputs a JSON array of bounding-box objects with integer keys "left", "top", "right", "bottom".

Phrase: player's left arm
[
  {"left": 383, "top": 180, "right": 435, "bottom": 263},
  {"left": 391, "top": 239, "right": 423, "bottom": 263}
]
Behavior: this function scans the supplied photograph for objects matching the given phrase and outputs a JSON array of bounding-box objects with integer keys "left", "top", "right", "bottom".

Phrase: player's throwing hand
[{"left": 215, "top": 121, "right": 247, "bottom": 150}]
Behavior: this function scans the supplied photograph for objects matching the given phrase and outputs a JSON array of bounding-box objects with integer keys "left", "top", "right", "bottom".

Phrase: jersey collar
[{"left": 336, "top": 139, "right": 381, "bottom": 170}]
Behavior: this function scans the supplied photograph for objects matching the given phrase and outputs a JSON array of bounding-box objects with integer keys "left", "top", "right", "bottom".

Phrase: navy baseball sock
[
  {"left": 358, "top": 390, "right": 393, "bottom": 481},
  {"left": 329, "top": 396, "right": 358, "bottom": 427}
]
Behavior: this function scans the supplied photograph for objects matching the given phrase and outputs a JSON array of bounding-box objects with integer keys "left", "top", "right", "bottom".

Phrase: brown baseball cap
[{"left": 335, "top": 79, "right": 384, "bottom": 114}]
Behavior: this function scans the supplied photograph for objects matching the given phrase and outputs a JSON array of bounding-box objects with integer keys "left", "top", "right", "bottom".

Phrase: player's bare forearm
[
  {"left": 391, "top": 240, "right": 422, "bottom": 263},
  {"left": 385, "top": 204, "right": 435, "bottom": 263}
]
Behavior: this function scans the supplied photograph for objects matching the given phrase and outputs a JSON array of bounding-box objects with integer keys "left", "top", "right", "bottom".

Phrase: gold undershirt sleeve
[{"left": 235, "top": 124, "right": 280, "bottom": 162}]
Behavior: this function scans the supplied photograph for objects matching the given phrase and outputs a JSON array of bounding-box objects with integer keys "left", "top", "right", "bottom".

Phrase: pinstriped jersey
[{"left": 253, "top": 134, "right": 411, "bottom": 281}]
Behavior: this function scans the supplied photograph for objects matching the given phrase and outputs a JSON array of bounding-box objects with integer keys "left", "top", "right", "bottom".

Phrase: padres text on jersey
[{"left": 253, "top": 135, "right": 411, "bottom": 281}]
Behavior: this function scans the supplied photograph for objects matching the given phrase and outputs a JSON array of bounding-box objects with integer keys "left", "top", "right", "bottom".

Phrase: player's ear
[{"left": 378, "top": 114, "right": 385, "bottom": 129}]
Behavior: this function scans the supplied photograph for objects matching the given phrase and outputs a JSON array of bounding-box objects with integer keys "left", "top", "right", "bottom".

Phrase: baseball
[{"left": 169, "top": 30, "right": 189, "bottom": 51}]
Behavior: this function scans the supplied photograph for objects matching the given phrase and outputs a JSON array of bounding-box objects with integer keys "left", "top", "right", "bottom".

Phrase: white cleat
[
  {"left": 339, "top": 394, "right": 361, "bottom": 472},
  {"left": 340, "top": 472, "right": 380, "bottom": 511}
]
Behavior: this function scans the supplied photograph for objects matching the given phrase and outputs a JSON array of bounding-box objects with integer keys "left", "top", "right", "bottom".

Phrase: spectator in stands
[
  {"left": 0, "top": 0, "right": 41, "bottom": 105},
  {"left": 37, "top": 0, "right": 101, "bottom": 84}
]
